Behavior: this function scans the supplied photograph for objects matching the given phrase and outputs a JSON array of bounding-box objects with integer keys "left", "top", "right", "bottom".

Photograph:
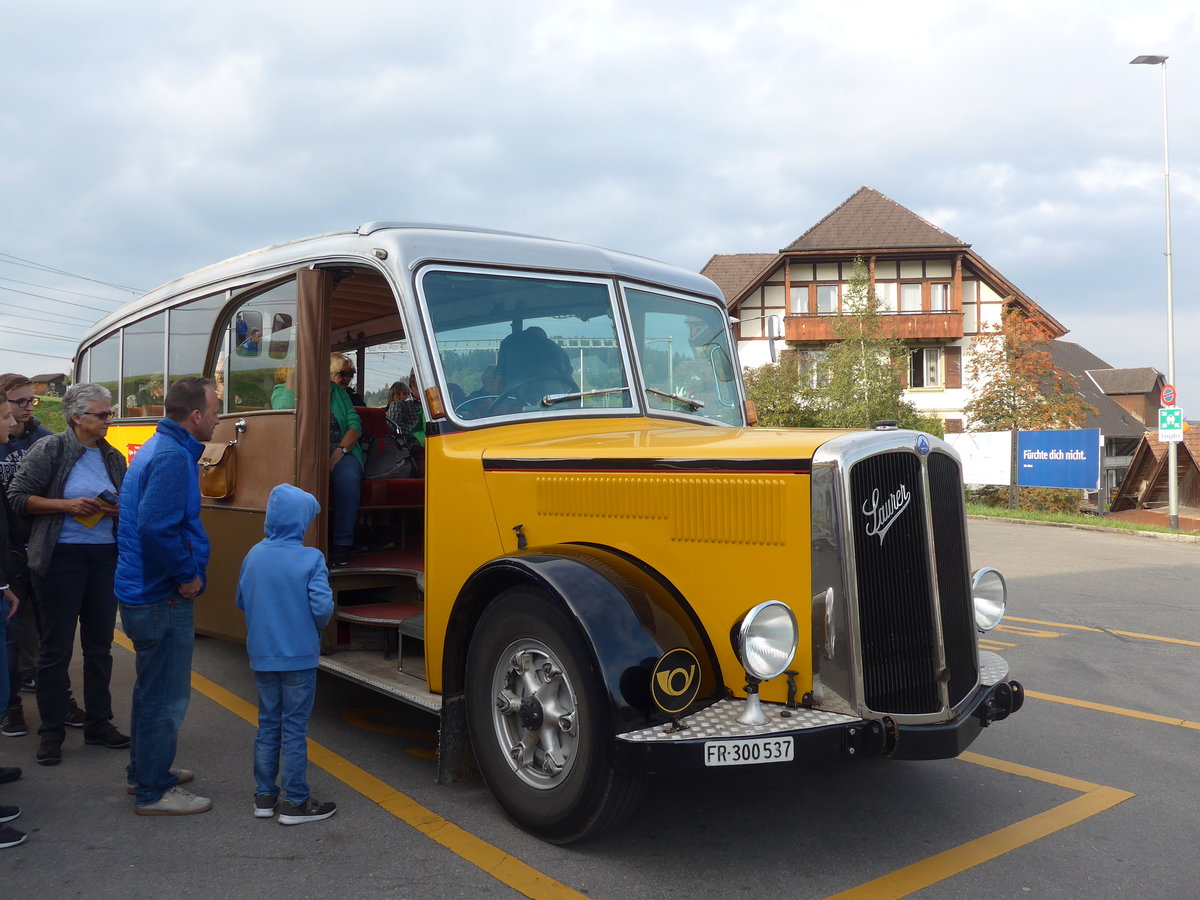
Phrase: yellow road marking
[
  {"left": 995, "top": 624, "right": 1063, "bottom": 639},
  {"left": 978, "top": 638, "right": 1018, "bottom": 648},
  {"left": 827, "top": 754, "right": 1134, "bottom": 899},
  {"left": 1026, "top": 689, "right": 1200, "bottom": 731},
  {"left": 112, "top": 631, "right": 583, "bottom": 900},
  {"left": 1006, "top": 616, "right": 1200, "bottom": 648}
]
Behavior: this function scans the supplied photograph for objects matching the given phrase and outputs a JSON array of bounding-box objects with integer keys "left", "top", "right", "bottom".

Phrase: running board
[{"left": 318, "top": 654, "right": 442, "bottom": 714}]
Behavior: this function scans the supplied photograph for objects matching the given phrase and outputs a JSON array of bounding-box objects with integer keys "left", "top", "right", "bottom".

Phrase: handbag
[
  {"left": 364, "top": 432, "right": 413, "bottom": 479},
  {"left": 199, "top": 440, "right": 237, "bottom": 499}
]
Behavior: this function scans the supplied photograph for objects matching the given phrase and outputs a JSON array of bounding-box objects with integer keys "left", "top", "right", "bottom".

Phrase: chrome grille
[
  {"left": 849, "top": 453, "right": 940, "bottom": 714},
  {"left": 810, "top": 431, "right": 981, "bottom": 723}
]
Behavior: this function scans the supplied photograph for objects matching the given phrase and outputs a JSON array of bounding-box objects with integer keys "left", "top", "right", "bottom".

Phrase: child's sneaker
[
  {"left": 254, "top": 793, "right": 279, "bottom": 818},
  {"left": 278, "top": 796, "right": 336, "bottom": 825}
]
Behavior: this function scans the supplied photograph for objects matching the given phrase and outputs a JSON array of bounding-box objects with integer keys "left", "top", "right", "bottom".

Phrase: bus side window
[{"left": 221, "top": 281, "right": 298, "bottom": 412}]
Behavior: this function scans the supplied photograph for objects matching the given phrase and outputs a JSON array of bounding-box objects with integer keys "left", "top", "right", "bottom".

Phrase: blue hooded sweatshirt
[{"left": 236, "top": 484, "right": 334, "bottom": 671}]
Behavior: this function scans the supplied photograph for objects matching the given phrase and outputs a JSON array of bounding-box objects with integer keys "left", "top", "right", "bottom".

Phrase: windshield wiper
[
  {"left": 645, "top": 388, "right": 705, "bottom": 410},
  {"left": 541, "top": 387, "right": 632, "bottom": 407}
]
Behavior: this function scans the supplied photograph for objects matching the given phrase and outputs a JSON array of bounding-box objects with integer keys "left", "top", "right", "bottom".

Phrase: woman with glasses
[
  {"left": 8, "top": 383, "right": 128, "bottom": 766},
  {"left": 0, "top": 375, "right": 58, "bottom": 740},
  {"left": 327, "top": 355, "right": 363, "bottom": 566}
]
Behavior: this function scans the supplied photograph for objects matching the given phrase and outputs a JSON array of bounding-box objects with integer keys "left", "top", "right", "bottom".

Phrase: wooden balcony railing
[{"left": 784, "top": 311, "right": 964, "bottom": 342}]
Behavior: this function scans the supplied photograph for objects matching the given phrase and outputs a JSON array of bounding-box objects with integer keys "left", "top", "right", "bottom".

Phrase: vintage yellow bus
[{"left": 77, "top": 223, "right": 1022, "bottom": 842}]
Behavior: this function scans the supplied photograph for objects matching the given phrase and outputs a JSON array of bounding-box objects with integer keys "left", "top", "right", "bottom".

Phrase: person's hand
[
  {"left": 64, "top": 497, "right": 101, "bottom": 516},
  {"left": 4, "top": 589, "right": 18, "bottom": 620},
  {"left": 329, "top": 448, "right": 344, "bottom": 471},
  {"left": 178, "top": 576, "right": 203, "bottom": 600}
]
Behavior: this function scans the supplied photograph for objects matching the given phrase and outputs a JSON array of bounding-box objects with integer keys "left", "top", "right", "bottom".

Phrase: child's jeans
[{"left": 253, "top": 668, "right": 317, "bottom": 804}]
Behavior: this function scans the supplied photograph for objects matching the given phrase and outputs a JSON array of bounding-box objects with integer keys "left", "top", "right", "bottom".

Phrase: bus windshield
[
  {"left": 423, "top": 269, "right": 633, "bottom": 421},
  {"left": 624, "top": 288, "right": 743, "bottom": 425}
]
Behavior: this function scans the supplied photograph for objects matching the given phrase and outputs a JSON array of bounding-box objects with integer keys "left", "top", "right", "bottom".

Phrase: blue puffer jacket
[
  {"left": 115, "top": 417, "right": 210, "bottom": 605},
  {"left": 236, "top": 483, "right": 333, "bottom": 671}
]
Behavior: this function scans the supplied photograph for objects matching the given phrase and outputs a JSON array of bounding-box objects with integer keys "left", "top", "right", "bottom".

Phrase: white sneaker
[
  {"left": 126, "top": 767, "right": 194, "bottom": 795},
  {"left": 134, "top": 786, "right": 212, "bottom": 816}
]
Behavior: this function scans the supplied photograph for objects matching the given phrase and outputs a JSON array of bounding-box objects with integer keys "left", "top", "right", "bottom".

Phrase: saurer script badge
[{"left": 862, "top": 484, "right": 911, "bottom": 544}]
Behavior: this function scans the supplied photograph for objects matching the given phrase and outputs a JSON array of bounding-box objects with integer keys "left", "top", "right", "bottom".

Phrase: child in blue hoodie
[{"left": 236, "top": 484, "right": 336, "bottom": 825}]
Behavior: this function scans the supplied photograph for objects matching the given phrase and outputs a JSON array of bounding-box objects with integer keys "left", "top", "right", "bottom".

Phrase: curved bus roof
[{"left": 81, "top": 222, "right": 724, "bottom": 347}]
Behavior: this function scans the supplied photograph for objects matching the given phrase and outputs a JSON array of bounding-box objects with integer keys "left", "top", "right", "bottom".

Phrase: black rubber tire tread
[{"left": 465, "top": 586, "right": 646, "bottom": 844}]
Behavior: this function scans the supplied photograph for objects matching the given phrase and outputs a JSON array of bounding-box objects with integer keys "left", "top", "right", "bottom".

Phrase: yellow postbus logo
[{"left": 650, "top": 648, "right": 701, "bottom": 715}]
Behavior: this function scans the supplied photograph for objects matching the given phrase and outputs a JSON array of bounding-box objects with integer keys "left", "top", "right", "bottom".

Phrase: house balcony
[{"left": 784, "top": 311, "right": 964, "bottom": 343}]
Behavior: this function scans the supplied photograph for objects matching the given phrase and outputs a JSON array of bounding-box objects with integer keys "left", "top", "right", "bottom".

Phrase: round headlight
[
  {"left": 733, "top": 601, "right": 798, "bottom": 681},
  {"left": 972, "top": 567, "right": 1007, "bottom": 632}
]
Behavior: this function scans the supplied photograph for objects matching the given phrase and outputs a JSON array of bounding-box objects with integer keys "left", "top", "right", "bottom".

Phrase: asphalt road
[{"left": 2, "top": 518, "right": 1198, "bottom": 899}]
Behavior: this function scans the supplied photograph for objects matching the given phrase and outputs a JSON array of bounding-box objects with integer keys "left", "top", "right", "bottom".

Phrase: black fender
[{"left": 443, "top": 543, "right": 722, "bottom": 737}]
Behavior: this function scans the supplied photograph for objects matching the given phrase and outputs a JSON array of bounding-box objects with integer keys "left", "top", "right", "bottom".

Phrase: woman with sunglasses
[{"left": 8, "top": 383, "right": 128, "bottom": 766}]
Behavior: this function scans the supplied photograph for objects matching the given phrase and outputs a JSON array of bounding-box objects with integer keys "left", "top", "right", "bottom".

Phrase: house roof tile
[{"left": 784, "top": 186, "right": 969, "bottom": 252}]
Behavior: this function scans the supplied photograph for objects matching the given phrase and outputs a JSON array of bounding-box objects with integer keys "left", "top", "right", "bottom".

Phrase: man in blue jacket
[{"left": 116, "top": 378, "right": 219, "bottom": 816}]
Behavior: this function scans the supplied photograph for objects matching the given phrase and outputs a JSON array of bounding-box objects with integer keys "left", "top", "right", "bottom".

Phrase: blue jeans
[
  {"left": 329, "top": 451, "right": 362, "bottom": 548},
  {"left": 120, "top": 596, "right": 194, "bottom": 805},
  {"left": 253, "top": 668, "right": 317, "bottom": 805}
]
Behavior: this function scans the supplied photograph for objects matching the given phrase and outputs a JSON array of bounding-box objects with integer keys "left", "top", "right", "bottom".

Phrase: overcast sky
[{"left": 2, "top": 1, "right": 1197, "bottom": 406}]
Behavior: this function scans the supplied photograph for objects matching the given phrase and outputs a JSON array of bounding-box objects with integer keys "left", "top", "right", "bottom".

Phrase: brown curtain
[{"left": 296, "top": 268, "right": 332, "bottom": 548}]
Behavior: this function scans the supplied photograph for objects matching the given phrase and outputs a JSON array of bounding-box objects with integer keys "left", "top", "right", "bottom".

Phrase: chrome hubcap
[{"left": 489, "top": 639, "right": 579, "bottom": 789}]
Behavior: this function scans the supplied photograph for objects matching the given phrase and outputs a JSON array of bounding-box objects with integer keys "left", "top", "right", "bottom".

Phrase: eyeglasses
[
  {"left": 337, "top": 369, "right": 355, "bottom": 378},
  {"left": 81, "top": 411, "right": 115, "bottom": 421},
  {"left": 12, "top": 397, "right": 38, "bottom": 408}
]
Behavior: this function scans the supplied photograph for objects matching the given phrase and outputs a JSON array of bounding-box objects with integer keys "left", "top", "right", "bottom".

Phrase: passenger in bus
[
  {"left": 495, "top": 326, "right": 577, "bottom": 406},
  {"left": 7, "top": 383, "right": 129, "bottom": 767},
  {"left": 237, "top": 483, "right": 336, "bottom": 825},
  {"left": 270, "top": 367, "right": 295, "bottom": 409},
  {"left": 333, "top": 356, "right": 364, "bottom": 406},
  {"left": 465, "top": 365, "right": 503, "bottom": 401},
  {"left": 385, "top": 381, "right": 424, "bottom": 473},
  {"left": 328, "top": 354, "right": 364, "bottom": 567}
]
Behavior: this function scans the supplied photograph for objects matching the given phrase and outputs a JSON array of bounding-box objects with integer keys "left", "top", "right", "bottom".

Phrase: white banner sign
[{"left": 945, "top": 432, "right": 1014, "bottom": 486}]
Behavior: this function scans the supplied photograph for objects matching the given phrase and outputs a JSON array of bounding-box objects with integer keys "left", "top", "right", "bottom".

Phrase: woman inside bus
[
  {"left": 269, "top": 360, "right": 363, "bottom": 567},
  {"left": 327, "top": 355, "right": 364, "bottom": 566},
  {"left": 7, "top": 383, "right": 129, "bottom": 764}
]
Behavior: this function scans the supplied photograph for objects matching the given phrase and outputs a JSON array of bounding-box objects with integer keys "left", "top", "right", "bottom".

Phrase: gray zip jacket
[{"left": 7, "top": 427, "right": 127, "bottom": 577}]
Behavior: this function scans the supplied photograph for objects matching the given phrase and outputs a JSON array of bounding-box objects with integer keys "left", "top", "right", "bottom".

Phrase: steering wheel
[{"left": 454, "top": 394, "right": 501, "bottom": 419}]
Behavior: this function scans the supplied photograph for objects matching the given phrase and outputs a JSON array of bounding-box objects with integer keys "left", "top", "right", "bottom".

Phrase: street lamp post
[{"left": 1130, "top": 53, "right": 1178, "bottom": 530}]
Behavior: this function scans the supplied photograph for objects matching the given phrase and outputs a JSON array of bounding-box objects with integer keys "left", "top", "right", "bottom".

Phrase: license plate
[{"left": 703, "top": 736, "right": 795, "bottom": 767}]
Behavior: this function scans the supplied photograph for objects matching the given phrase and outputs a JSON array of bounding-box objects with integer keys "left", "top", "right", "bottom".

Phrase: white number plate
[{"left": 703, "top": 736, "right": 794, "bottom": 767}]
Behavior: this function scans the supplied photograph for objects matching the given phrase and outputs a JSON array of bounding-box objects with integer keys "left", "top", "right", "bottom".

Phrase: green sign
[{"left": 1158, "top": 407, "right": 1183, "bottom": 442}]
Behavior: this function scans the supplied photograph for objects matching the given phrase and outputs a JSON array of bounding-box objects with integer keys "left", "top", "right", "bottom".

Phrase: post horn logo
[{"left": 651, "top": 648, "right": 701, "bottom": 715}]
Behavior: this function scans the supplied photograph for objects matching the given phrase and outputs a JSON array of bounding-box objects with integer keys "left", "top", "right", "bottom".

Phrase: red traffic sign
[{"left": 1162, "top": 384, "right": 1177, "bottom": 406}]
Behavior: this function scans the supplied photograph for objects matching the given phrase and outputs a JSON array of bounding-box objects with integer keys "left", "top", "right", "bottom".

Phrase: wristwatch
[{"left": 338, "top": 446, "right": 349, "bottom": 455}]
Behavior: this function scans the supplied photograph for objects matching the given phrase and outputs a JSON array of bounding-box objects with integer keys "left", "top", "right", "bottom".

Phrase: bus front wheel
[{"left": 464, "top": 587, "right": 646, "bottom": 843}]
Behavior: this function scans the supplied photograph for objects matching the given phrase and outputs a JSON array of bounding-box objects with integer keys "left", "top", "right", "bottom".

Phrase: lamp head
[{"left": 1130, "top": 55, "right": 1168, "bottom": 65}]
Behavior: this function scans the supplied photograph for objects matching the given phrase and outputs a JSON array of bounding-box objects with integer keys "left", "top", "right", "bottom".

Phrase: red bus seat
[{"left": 355, "top": 406, "right": 423, "bottom": 509}]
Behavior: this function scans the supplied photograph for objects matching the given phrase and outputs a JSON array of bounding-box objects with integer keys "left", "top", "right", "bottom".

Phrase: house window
[
  {"left": 817, "top": 284, "right": 838, "bottom": 314},
  {"left": 790, "top": 285, "right": 810, "bottom": 314},
  {"left": 910, "top": 347, "right": 942, "bottom": 388},
  {"left": 900, "top": 283, "right": 922, "bottom": 313},
  {"left": 874, "top": 282, "right": 897, "bottom": 312},
  {"left": 930, "top": 283, "right": 949, "bottom": 312}
]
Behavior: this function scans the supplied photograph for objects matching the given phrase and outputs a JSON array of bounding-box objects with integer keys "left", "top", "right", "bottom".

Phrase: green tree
[
  {"left": 964, "top": 306, "right": 1094, "bottom": 510},
  {"left": 813, "top": 260, "right": 940, "bottom": 433},
  {"left": 964, "top": 306, "right": 1093, "bottom": 431},
  {"left": 742, "top": 352, "right": 821, "bottom": 428}
]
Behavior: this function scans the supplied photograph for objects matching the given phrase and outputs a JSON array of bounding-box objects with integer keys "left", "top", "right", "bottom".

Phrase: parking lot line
[
  {"left": 1025, "top": 689, "right": 1200, "bottom": 731},
  {"left": 112, "top": 632, "right": 585, "bottom": 900},
  {"left": 824, "top": 753, "right": 1134, "bottom": 900},
  {"left": 1006, "top": 615, "right": 1200, "bottom": 648}
]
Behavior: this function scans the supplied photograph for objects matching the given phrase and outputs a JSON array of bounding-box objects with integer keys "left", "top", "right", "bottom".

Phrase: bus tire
[{"left": 465, "top": 586, "right": 646, "bottom": 844}]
